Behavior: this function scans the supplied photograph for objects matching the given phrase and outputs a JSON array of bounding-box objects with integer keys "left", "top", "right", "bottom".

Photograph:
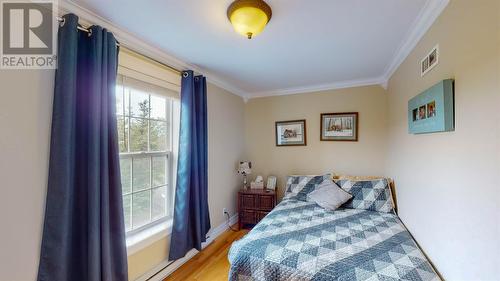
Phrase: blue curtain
[
  {"left": 37, "top": 14, "right": 128, "bottom": 281},
  {"left": 169, "top": 71, "right": 210, "bottom": 260}
]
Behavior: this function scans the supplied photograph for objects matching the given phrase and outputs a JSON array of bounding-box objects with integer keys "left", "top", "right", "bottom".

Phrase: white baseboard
[{"left": 136, "top": 214, "right": 238, "bottom": 281}]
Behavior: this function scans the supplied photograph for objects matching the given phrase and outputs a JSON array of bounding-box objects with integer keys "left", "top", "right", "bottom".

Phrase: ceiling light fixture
[{"left": 227, "top": 0, "right": 272, "bottom": 39}]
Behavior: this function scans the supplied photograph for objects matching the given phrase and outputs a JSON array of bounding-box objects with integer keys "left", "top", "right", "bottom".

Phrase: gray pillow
[
  {"left": 334, "top": 178, "right": 394, "bottom": 213},
  {"left": 308, "top": 179, "right": 352, "bottom": 210},
  {"left": 284, "top": 174, "right": 331, "bottom": 199}
]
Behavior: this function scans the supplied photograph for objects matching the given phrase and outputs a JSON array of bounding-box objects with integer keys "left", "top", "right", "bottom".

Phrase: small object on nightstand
[
  {"left": 266, "top": 176, "right": 277, "bottom": 190},
  {"left": 250, "top": 181, "right": 264, "bottom": 189},
  {"left": 238, "top": 188, "right": 276, "bottom": 230},
  {"left": 250, "top": 175, "right": 264, "bottom": 189},
  {"left": 237, "top": 161, "right": 252, "bottom": 189}
]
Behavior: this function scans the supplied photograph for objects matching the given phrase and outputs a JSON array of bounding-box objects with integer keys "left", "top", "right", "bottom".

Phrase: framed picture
[
  {"left": 320, "top": 112, "right": 358, "bottom": 141},
  {"left": 275, "top": 119, "right": 306, "bottom": 146},
  {"left": 266, "top": 176, "right": 277, "bottom": 190},
  {"left": 408, "top": 79, "right": 454, "bottom": 134}
]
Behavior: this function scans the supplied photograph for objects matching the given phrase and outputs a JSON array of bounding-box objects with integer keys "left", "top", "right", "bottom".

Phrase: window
[{"left": 116, "top": 74, "right": 177, "bottom": 233}]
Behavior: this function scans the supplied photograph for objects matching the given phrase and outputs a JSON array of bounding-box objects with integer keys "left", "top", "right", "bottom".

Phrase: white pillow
[{"left": 308, "top": 179, "right": 352, "bottom": 210}]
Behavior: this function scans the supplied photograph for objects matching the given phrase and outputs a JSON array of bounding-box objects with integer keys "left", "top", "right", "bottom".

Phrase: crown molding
[
  {"left": 248, "top": 76, "right": 386, "bottom": 99},
  {"left": 381, "top": 0, "right": 449, "bottom": 82},
  {"left": 58, "top": 0, "right": 248, "bottom": 99}
]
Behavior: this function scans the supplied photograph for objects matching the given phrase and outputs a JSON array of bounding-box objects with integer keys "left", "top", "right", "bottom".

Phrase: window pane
[
  {"left": 150, "top": 120, "right": 167, "bottom": 151},
  {"left": 152, "top": 186, "right": 167, "bottom": 221},
  {"left": 130, "top": 90, "right": 150, "bottom": 118},
  {"left": 124, "top": 88, "right": 130, "bottom": 116},
  {"left": 132, "top": 157, "right": 150, "bottom": 191},
  {"left": 123, "top": 194, "right": 131, "bottom": 231},
  {"left": 115, "top": 84, "right": 124, "bottom": 116},
  {"left": 132, "top": 190, "right": 151, "bottom": 229},
  {"left": 120, "top": 158, "right": 132, "bottom": 194},
  {"left": 130, "top": 117, "right": 148, "bottom": 152},
  {"left": 150, "top": 95, "right": 166, "bottom": 120},
  {"left": 152, "top": 156, "right": 166, "bottom": 187},
  {"left": 117, "top": 117, "right": 129, "bottom": 153}
]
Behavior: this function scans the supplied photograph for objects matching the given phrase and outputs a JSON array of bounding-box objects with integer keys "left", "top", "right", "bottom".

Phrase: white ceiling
[{"left": 66, "top": 0, "right": 448, "bottom": 98}]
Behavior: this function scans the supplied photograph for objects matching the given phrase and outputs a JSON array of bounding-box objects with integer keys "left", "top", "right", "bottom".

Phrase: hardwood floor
[{"left": 164, "top": 226, "right": 248, "bottom": 281}]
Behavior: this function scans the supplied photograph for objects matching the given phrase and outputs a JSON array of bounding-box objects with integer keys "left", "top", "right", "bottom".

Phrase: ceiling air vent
[{"left": 421, "top": 44, "right": 439, "bottom": 76}]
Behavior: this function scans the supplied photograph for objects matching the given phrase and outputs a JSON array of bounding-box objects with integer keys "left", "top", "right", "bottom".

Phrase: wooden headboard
[{"left": 332, "top": 175, "right": 398, "bottom": 214}]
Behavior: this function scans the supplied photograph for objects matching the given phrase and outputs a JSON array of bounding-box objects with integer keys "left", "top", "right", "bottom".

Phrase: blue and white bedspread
[{"left": 228, "top": 199, "right": 440, "bottom": 281}]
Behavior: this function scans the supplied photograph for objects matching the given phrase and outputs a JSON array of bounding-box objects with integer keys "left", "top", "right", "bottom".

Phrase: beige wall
[
  {"left": 0, "top": 68, "right": 245, "bottom": 280},
  {"left": 384, "top": 0, "right": 500, "bottom": 280},
  {"left": 0, "top": 70, "right": 54, "bottom": 281},
  {"left": 244, "top": 85, "right": 388, "bottom": 198},
  {"left": 206, "top": 83, "right": 246, "bottom": 228}
]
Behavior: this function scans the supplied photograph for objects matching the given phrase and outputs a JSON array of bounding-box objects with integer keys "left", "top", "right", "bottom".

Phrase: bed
[{"left": 228, "top": 192, "right": 440, "bottom": 281}]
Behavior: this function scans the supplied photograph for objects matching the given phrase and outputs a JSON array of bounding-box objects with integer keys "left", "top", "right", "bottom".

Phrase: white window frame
[
  {"left": 116, "top": 48, "right": 181, "bottom": 249},
  {"left": 117, "top": 78, "right": 175, "bottom": 235}
]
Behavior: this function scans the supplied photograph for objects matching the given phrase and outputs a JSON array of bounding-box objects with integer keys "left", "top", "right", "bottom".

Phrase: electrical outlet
[{"left": 223, "top": 207, "right": 228, "bottom": 216}]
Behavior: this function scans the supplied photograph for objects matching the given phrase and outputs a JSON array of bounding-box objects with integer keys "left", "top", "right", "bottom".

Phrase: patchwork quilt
[{"left": 228, "top": 199, "right": 440, "bottom": 281}]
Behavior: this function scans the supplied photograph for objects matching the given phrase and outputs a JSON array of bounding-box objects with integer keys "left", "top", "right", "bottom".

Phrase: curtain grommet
[
  {"left": 183, "top": 72, "right": 189, "bottom": 78},
  {"left": 59, "top": 17, "right": 66, "bottom": 27},
  {"left": 87, "top": 28, "right": 92, "bottom": 37}
]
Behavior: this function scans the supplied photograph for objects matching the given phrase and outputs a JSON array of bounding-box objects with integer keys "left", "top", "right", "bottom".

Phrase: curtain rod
[{"left": 55, "top": 16, "right": 183, "bottom": 76}]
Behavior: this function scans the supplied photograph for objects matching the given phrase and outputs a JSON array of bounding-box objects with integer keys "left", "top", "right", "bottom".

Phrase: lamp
[
  {"left": 237, "top": 161, "right": 252, "bottom": 188},
  {"left": 227, "top": 0, "right": 272, "bottom": 39}
]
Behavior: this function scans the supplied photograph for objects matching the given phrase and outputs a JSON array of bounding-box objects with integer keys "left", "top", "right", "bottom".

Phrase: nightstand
[{"left": 238, "top": 189, "right": 277, "bottom": 230}]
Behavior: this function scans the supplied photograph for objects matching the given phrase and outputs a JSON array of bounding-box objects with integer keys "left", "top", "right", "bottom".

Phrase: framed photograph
[
  {"left": 427, "top": 101, "right": 436, "bottom": 118},
  {"left": 412, "top": 108, "right": 419, "bottom": 121},
  {"left": 266, "top": 176, "right": 277, "bottom": 190},
  {"left": 320, "top": 112, "right": 358, "bottom": 141},
  {"left": 275, "top": 119, "right": 306, "bottom": 146},
  {"left": 418, "top": 105, "right": 427, "bottom": 120}
]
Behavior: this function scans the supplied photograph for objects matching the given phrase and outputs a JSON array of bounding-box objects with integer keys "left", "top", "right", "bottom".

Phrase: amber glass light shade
[{"left": 227, "top": 0, "right": 272, "bottom": 39}]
